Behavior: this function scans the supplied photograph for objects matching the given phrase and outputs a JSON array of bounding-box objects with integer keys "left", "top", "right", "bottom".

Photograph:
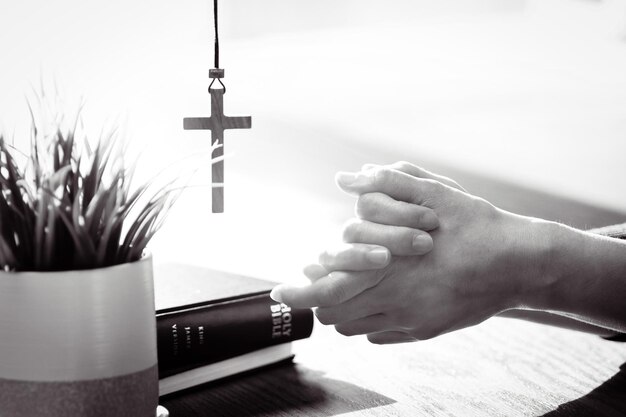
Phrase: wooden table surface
[
  {"left": 159, "top": 169, "right": 626, "bottom": 417},
  {"left": 161, "top": 320, "right": 626, "bottom": 417}
]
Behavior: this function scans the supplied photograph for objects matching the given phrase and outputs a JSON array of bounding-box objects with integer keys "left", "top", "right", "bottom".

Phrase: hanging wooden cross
[
  {"left": 184, "top": 70, "right": 251, "bottom": 213},
  {"left": 183, "top": 0, "right": 251, "bottom": 213}
]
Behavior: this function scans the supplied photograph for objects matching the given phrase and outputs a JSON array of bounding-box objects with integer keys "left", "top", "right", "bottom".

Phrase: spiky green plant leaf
[{"left": 0, "top": 93, "right": 213, "bottom": 272}]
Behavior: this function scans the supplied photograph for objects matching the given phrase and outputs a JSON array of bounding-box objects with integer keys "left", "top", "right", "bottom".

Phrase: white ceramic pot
[{"left": 0, "top": 256, "right": 158, "bottom": 417}]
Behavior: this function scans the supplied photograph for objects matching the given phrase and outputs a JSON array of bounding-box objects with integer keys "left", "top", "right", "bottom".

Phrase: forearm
[
  {"left": 498, "top": 309, "right": 619, "bottom": 337},
  {"left": 525, "top": 221, "right": 626, "bottom": 333}
]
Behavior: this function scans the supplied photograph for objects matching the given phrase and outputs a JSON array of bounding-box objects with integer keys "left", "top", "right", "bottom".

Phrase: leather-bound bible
[{"left": 154, "top": 263, "right": 314, "bottom": 396}]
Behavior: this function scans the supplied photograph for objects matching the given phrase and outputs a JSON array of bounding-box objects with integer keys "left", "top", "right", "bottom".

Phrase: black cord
[
  {"left": 213, "top": 0, "right": 219, "bottom": 69},
  {"left": 208, "top": 0, "right": 225, "bottom": 92},
  {"left": 209, "top": 77, "right": 225, "bottom": 92}
]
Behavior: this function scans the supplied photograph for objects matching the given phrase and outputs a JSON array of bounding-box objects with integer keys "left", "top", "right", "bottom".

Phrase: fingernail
[
  {"left": 270, "top": 286, "right": 285, "bottom": 302},
  {"left": 423, "top": 211, "right": 440, "bottom": 230},
  {"left": 361, "top": 163, "right": 377, "bottom": 171},
  {"left": 336, "top": 171, "right": 358, "bottom": 186},
  {"left": 412, "top": 234, "right": 433, "bottom": 253},
  {"left": 366, "top": 248, "right": 389, "bottom": 265}
]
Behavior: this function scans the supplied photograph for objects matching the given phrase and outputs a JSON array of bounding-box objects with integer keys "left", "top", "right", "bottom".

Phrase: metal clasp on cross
[{"left": 183, "top": 69, "right": 252, "bottom": 213}]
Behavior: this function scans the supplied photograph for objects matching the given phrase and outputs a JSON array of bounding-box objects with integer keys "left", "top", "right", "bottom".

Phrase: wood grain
[
  {"left": 161, "top": 320, "right": 626, "bottom": 417},
  {"left": 183, "top": 88, "right": 251, "bottom": 213}
]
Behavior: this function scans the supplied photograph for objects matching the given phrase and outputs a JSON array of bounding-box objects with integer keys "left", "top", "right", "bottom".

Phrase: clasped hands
[{"left": 271, "top": 162, "right": 547, "bottom": 344}]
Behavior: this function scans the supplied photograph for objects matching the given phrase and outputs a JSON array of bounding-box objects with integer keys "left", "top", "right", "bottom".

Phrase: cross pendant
[{"left": 183, "top": 87, "right": 252, "bottom": 213}]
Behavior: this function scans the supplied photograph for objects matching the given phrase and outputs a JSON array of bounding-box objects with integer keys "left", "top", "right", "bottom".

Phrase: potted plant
[{"left": 0, "top": 94, "right": 197, "bottom": 417}]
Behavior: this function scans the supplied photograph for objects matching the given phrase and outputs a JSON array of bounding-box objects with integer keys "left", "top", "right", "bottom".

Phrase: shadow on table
[
  {"left": 160, "top": 360, "right": 395, "bottom": 417},
  {"left": 542, "top": 362, "right": 626, "bottom": 417}
]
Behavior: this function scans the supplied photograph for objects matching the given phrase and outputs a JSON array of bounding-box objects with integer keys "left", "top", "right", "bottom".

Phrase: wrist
[
  {"left": 538, "top": 223, "right": 626, "bottom": 329},
  {"left": 522, "top": 220, "right": 626, "bottom": 317},
  {"left": 500, "top": 213, "right": 562, "bottom": 311}
]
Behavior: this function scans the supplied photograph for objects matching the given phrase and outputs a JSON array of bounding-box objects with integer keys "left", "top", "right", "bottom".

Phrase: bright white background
[{"left": 1, "top": 0, "right": 625, "bottom": 281}]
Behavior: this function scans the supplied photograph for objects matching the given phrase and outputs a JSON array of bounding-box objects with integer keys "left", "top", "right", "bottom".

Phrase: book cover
[
  {"left": 154, "top": 263, "right": 314, "bottom": 378},
  {"left": 158, "top": 344, "right": 294, "bottom": 396}
]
